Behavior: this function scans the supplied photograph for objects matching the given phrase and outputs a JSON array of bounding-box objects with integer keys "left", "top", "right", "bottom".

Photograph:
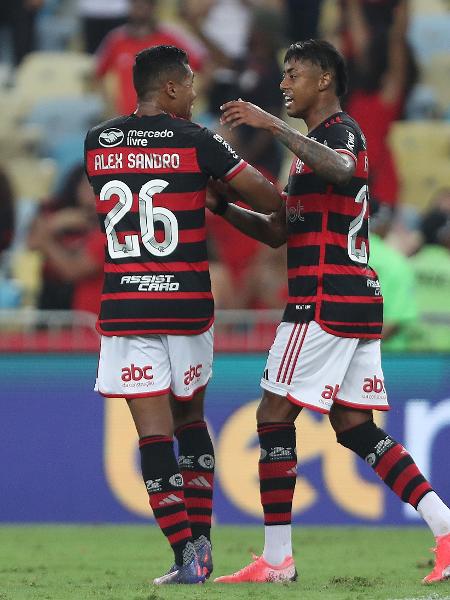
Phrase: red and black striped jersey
[
  {"left": 85, "top": 112, "right": 246, "bottom": 336},
  {"left": 282, "top": 111, "right": 383, "bottom": 338}
]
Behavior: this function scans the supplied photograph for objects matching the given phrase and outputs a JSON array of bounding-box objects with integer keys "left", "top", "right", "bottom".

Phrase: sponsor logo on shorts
[
  {"left": 99, "top": 128, "right": 124, "bottom": 147},
  {"left": 121, "top": 363, "right": 153, "bottom": 382},
  {"left": 183, "top": 364, "right": 202, "bottom": 386},
  {"left": 362, "top": 376, "right": 386, "bottom": 399},
  {"left": 321, "top": 384, "right": 340, "bottom": 401},
  {"left": 169, "top": 474, "right": 184, "bottom": 487},
  {"left": 198, "top": 454, "right": 214, "bottom": 469}
]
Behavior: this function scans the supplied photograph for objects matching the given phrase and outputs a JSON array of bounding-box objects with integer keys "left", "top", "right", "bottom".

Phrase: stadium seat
[
  {"left": 408, "top": 13, "right": 450, "bottom": 66},
  {"left": 22, "top": 94, "right": 105, "bottom": 156},
  {"left": 388, "top": 121, "right": 450, "bottom": 208},
  {"left": 4, "top": 158, "right": 57, "bottom": 201},
  {"left": 10, "top": 250, "right": 43, "bottom": 307},
  {"left": 423, "top": 53, "right": 450, "bottom": 116},
  {"left": 13, "top": 51, "right": 94, "bottom": 111}
]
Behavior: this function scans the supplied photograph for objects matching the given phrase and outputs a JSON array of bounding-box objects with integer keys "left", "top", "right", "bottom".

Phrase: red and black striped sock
[
  {"left": 258, "top": 422, "right": 297, "bottom": 526},
  {"left": 175, "top": 420, "right": 214, "bottom": 542},
  {"left": 337, "top": 420, "right": 432, "bottom": 508},
  {"left": 139, "top": 435, "right": 193, "bottom": 565}
]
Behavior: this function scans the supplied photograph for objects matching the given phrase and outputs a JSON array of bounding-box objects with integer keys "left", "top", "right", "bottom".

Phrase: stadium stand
[{"left": 388, "top": 121, "right": 450, "bottom": 209}]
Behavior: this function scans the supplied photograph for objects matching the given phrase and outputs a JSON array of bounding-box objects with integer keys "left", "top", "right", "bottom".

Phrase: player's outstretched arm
[
  {"left": 221, "top": 100, "right": 355, "bottom": 186},
  {"left": 226, "top": 164, "right": 282, "bottom": 214},
  {"left": 207, "top": 182, "right": 286, "bottom": 248}
]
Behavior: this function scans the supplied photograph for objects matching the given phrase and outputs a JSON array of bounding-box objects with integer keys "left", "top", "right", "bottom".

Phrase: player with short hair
[
  {"left": 84, "top": 44, "right": 281, "bottom": 585},
  {"left": 211, "top": 39, "right": 450, "bottom": 584}
]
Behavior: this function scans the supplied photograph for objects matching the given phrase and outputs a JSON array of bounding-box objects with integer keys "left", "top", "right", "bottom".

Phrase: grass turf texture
[{"left": 0, "top": 525, "right": 449, "bottom": 600}]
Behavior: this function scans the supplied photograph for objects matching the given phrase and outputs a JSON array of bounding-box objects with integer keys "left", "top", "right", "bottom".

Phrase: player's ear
[
  {"left": 166, "top": 80, "right": 177, "bottom": 99},
  {"left": 318, "top": 71, "right": 332, "bottom": 92}
]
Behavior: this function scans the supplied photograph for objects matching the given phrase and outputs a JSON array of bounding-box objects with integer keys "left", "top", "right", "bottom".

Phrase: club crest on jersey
[{"left": 99, "top": 128, "right": 124, "bottom": 147}]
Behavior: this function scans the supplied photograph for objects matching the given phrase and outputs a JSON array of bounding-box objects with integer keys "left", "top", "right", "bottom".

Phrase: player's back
[{"left": 85, "top": 112, "right": 245, "bottom": 336}]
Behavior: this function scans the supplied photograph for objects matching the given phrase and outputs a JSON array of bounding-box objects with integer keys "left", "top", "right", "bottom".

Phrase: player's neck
[
  {"left": 135, "top": 100, "right": 167, "bottom": 118},
  {"left": 304, "top": 100, "right": 342, "bottom": 133}
]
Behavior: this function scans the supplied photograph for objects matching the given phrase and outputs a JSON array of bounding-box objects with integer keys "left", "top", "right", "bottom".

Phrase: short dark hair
[
  {"left": 284, "top": 39, "right": 348, "bottom": 98},
  {"left": 133, "top": 45, "right": 189, "bottom": 100}
]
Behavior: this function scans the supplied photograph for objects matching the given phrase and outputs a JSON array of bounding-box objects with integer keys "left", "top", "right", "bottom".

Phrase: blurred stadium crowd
[{"left": 0, "top": 0, "right": 449, "bottom": 352}]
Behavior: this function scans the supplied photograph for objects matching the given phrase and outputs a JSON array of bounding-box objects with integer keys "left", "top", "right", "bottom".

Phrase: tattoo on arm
[{"left": 273, "top": 121, "right": 354, "bottom": 185}]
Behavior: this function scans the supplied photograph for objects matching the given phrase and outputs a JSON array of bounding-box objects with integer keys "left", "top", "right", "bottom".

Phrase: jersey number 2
[
  {"left": 100, "top": 179, "right": 178, "bottom": 259},
  {"left": 348, "top": 184, "right": 368, "bottom": 264}
]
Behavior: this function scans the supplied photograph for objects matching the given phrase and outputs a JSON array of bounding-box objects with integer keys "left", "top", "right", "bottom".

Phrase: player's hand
[
  {"left": 220, "top": 99, "right": 274, "bottom": 130},
  {"left": 206, "top": 180, "right": 230, "bottom": 214}
]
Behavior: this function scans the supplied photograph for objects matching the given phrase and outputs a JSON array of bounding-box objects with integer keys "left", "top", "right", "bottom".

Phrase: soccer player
[
  {"left": 211, "top": 39, "right": 450, "bottom": 584},
  {"left": 84, "top": 45, "right": 281, "bottom": 585}
]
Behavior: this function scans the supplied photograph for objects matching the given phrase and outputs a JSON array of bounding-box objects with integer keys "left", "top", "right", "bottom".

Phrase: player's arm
[
  {"left": 196, "top": 126, "right": 282, "bottom": 214},
  {"left": 208, "top": 182, "right": 286, "bottom": 248},
  {"left": 221, "top": 101, "right": 355, "bottom": 186},
  {"left": 224, "top": 164, "right": 282, "bottom": 214}
]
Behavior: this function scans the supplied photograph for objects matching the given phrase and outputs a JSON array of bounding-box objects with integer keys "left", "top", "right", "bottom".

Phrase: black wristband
[{"left": 211, "top": 193, "right": 229, "bottom": 216}]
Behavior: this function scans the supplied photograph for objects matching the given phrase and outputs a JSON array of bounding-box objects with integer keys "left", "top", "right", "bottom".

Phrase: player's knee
[
  {"left": 329, "top": 403, "right": 372, "bottom": 435},
  {"left": 256, "top": 391, "right": 300, "bottom": 424}
]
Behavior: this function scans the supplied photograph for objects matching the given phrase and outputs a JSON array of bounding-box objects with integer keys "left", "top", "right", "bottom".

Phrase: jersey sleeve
[
  {"left": 324, "top": 122, "right": 361, "bottom": 163},
  {"left": 194, "top": 127, "right": 247, "bottom": 181}
]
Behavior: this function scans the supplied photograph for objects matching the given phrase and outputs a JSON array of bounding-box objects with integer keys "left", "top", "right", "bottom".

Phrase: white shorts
[
  {"left": 260, "top": 321, "right": 389, "bottom": 414},
  {"left": 95, "top": 327, "right": 213, "bottom": 400}
]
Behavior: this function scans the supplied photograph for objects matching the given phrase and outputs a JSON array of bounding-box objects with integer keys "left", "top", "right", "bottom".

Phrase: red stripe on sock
[
  {"left": 264, "top": 512, "right": 292, "bottom": 524},
  {"left": 409, "top": 482, "right": 433, "bottom": 508},
  {"left": 257, "top": 424, "right": 295, "bottom": 434},
  {"left": 139, "top": 435, "right": 172, "bottom": 448},
  {"left": 167, "top": 528, "right": 193, "bottom": 546},
  {"left": 156, "top": 513, "right": 189, "bottom": 530},
  {"left": 184, "top": 497, "right": 213, "bottom": 508},
  {"left": 391, "top": 463, "right": 421, "bottom": 497},
  {"left": 188, "top": 514, "right": 212, "bottom": 524},
  {"left": 175, "top": 420, "right": 207, "bottom": 436},
  {"left": 259, "top": 461, "right": 297, "bottom": 479},
  {"left": 374, "top": 444, "right": 405, "bottom": 480},
  {"left": 184, "top": 470, "right": 214, "bottom": 482},
  {"left": 261, "top": 489, "right": 295, "bottom": 504}
]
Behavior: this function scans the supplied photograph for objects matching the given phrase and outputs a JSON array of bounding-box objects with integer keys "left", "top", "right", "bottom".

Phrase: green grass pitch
[{"left": 0, "top": 525, "right": 449, "bottom": 600}]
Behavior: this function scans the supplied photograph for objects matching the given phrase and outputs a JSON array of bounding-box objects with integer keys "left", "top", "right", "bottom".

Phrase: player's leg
[
  {"left": 127, "top": 394, "right": 203, "bottom": 584},
  {"left": 256, "top": 392, "right": 301, "bottom": 568},
  {"left": 215, "top": 322, "right": 306, "bottom": 583},
  {"left": 171, "top": 388, "right": 214, "bottom": 578},
  {"left": 168, "top": 328, "right": 214, "bottom": 578},
  {"left": 330, "top": 339, "right": 450, "bottom": 583},
  {"left": 255, "top": 322, "right": 356, "bottom": 573},
  {"left": 214, "top": 389, "right": 300, "bottom": 584},
  {"left": 95, "top": 334, "right": 204, "bottom": 585}
]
